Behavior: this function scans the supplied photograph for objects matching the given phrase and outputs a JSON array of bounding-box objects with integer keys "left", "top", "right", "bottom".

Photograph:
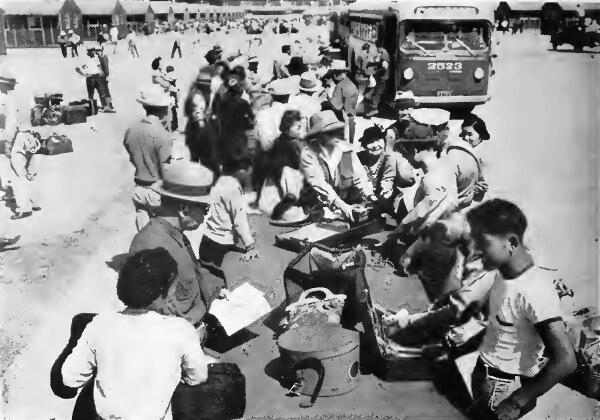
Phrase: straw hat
[
  {"left": 136, "top": 85, "right": 171, "bottom": 108},
  {"left": 408, "top": 108, "right": 450, "bottom": 126},
  {"left": 267, "top": 78, "right": 298, "bottom": 96},
  {"left": 306, "top": 110, "right": 345, "bottom": 137},
  {"left": 298, "top": 71, "right": 320, "bottom": 92},
  {"left": 153, "top": 161, "right": 214, "bottom": 204}
]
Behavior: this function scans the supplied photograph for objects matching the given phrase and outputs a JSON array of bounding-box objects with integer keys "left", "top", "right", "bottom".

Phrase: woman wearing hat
[
  {"left": 184, "top": 68, "right": 220, "bottom": 174},
  {"left": 300, "top": 110, "right": 376, "bottom": 221},
  {"left": 357, "top": 125, "right": 415, "bottom": 215}
]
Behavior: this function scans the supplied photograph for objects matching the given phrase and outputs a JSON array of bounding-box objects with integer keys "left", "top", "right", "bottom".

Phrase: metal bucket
[{"left": 277, "top": 324, "right": 360, "bottom": 402}]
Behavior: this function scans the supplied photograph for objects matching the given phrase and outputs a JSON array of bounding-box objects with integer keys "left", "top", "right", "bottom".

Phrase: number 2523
[{"left": 427, "top": 62, "right": 463, "bottom": 71}]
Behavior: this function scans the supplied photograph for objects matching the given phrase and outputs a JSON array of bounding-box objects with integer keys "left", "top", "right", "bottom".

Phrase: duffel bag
[
  {"left": 39, "top": 134, "right": 73, "bottom": 156},
  {"left": 171, "top": 363, "right": 246, "bottom": 420},
  {"left": 62, "top": 105, "right": 87, "bottom": 125},
  {"left": 43, "top": 105, "right": 64, "bottom": 126},
  {"left": 69, "top": 99, "right": 98, "bottom": 116},
  {"left": 282, "top": 287, "right": 346, "bottom": 331}
]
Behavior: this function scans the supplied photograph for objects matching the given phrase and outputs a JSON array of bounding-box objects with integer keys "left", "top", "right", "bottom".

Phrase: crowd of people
[{"left": 0, "top": 12, "right": 583, "bottom": 420}]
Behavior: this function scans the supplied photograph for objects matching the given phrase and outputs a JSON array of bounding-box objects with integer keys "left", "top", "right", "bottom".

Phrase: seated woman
[
  {"left": 300, "top": 110, "right": 376, "bottom": 222},
  {"left": 255, "top": 110, "right": 308, "bottom": 224},
  {"left": 60, "top": 248, "right": 215, "bottom": 420},
  {"left": 357, "top": 125, "right": 416, "bottom": 216}
]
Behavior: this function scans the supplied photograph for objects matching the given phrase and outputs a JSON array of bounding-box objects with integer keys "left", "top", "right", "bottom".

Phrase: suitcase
[
  {"left": 62, "top": 106, "right": 87, "bottom": 125},
  {"left": 0, "top": 77, "right": 17, "bottom": 94},
  {"left": 39, "top": 134, "right": 73, "bottom": 155},
  {"left": 69, "top": 99, "right": 98, "bottom": 116}
]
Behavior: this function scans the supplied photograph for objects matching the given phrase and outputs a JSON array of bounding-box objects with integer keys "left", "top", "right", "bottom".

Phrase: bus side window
[{"left": 377, "top": 23, "right": 384, "bottom": 45}]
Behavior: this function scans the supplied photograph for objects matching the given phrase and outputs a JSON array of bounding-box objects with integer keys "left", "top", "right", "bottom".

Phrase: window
[
  {"left": 399, "top": 20, "right": 490, "bottom": 54},
  {"left": 27, "top": 16, "right": 41, "bottom": 29}
]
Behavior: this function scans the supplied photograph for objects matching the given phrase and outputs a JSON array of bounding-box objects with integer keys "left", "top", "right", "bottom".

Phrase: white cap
[{"left": 408, "top": 108, "right": 450, "bottom": 126}]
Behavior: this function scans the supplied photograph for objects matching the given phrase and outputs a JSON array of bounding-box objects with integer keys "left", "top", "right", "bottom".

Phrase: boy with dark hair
[
  {"left": 466, "top": 199, "right": 576, "bottom": 419},
  {"left": 61, "top": 248, "right": 215, "bottom": 420}
]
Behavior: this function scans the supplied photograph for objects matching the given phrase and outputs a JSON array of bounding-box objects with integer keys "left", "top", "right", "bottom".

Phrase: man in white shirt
[
  {"left": 109, "top": 24, "right": 119, "bottom": 54},
  {"left": 466, "top": 199, "right": 576, "bottom": 420},
  {"left": 61, "top": 248, "right": 215, "bottom": 420},
  {"left": 76, "top": 47, "right": 108, "bottom": 114}
]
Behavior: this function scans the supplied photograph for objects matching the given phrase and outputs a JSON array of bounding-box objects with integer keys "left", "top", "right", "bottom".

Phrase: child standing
[
  {"left": 466, "top": 199, "right": 576, "bottom": 420},
  {"left": 200, "top": 156, "right": 259, "bottom": 283}
]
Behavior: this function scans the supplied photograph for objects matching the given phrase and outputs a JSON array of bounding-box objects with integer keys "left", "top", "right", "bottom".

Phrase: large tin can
[{"left": 277, "top": 324, "right": 360, "bottom": 398}]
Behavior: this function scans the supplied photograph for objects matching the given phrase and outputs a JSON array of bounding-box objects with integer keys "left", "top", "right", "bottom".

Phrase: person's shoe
[
  {"left": 11, "top": 211, "right": 32, "bottom": 220},
  {"left": 103, "top": 106, "right": 116, "bottom": 113}
]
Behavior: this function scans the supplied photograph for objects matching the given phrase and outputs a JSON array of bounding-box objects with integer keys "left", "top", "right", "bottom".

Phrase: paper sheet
[{"left": 209, "top": 282, "right": 272, "bottom": 336}]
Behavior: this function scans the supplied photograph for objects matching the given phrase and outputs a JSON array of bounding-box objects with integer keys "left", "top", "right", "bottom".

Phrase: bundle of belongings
[
  {"left": 31, "top": 93, "right": 91, "bottom": 126},
  {"left": 0, "top": 75, "right": 17, "bottom": 94},
  {"left": 37, "top": 133, "right": 73, "bottom": 156}
]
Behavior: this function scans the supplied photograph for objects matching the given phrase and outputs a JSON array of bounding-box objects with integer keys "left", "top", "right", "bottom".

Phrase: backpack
[{"left": 446, "top": 144, "right": 486, "bottom": 202}]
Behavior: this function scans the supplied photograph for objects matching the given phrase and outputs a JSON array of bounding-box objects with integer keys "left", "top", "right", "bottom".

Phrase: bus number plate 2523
[{"left": 427, "top": 62, "right": 463, "bottom": 72}]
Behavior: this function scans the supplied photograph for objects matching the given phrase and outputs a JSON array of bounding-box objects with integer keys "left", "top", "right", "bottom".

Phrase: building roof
[
  {"left": 78, "top": 1, "right": 119, "bottom": 15},
  {"left": 170, "top": 2, "right": 188, "bottom": 14},
  {"left": 121, "top": 1, "right": 152, "bottom": 15},
  {"left": 149, "top": 1, "right": 171, "bottom": 14},
  {"left": 560, "top": 2, "right": 600, "bottom": 12},
  {"left": 2, "top": 1, "right": 63, "bottom": 16}
]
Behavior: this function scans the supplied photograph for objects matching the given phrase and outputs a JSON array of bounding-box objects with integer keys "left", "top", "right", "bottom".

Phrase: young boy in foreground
[{"left": 466, "top": 199, "right": 576, "bottom": 420}]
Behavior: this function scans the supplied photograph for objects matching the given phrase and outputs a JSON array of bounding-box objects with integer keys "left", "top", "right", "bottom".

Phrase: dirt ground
[{"left": 0, "top": 26, "right": 599, "bottom": 419}]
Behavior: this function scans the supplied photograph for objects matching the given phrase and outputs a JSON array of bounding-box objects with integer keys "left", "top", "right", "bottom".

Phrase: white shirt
[
  {"left": 61, "top": 311, "right": 212, "bottom": 420},
  {"left": 110, "top": 27, "right": 119, "bottom": 42},
  {"left": 479, "top": 266, "right": 564, "bottom": 377},
  {"left": 81, "top": 56, "right": 102, "bottom": 76}
]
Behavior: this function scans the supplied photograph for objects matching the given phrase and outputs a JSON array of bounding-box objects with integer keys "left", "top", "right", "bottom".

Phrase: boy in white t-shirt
[{"left": 466, "top": 199, "right": 576, "bottom": 420}]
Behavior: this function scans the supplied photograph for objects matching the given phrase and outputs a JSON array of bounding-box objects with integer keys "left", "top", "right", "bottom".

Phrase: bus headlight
[
  {"left": 403, "top": 67, "right": 414, "bottom": 81},
  {"left": 474, "top": 67, "right": 485, "bottom": 80}
]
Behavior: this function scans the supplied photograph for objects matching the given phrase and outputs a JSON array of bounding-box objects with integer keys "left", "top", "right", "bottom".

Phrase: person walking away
[
  {"left": 164, "top": 65, "right": 180, "bottom": 132},
  {"left": 171, "top": 28, "right": 183, "bottom": 59},
  {"left": 8, "top": 130, "right": 42, "bottom": 220},
  {"left": 68, "top": 30, "right": 80, "bottom": 57},
  {"left": 370, "top": 43, "right": 391, "bottom": 116},
  {"left": 123, "top": 86, "right": 173, "bottom": 231},
  {"left": 214, "top": 73, "right": 255, "bottom": 164},
  {"left": 201, "top": 155, "right": 259, "bottom": 282},
  {"left": 329, "top": 60, "right": 359, "bottom": 143},
  {"left": 273, "top": 45, "right": 292, "bottom": 80},
  {"left": 126, "top": 28, "right": 139, "bottom": 58},
  {"left": 184, "top": 69, "right": 220, "bottom": 174},
  {"left": 465, "top": 199, "right": 576, "bottom": 420},
  {"left": 129, "top": 161, "right": 228, "bottom": 339},
  {"left": 58, "top": 31, "right": 69, "bottom": 58},
  {"left": 109, "top": 24, "right": 119, "bottom": 54},
  {"left": 300, "top": 110, "right": 376, "bottom": 222},
  {"left": 96, "top": 47, "right": 116, "bottom": 112},
  {"left": 61, "top": 248, "right": 216, "bottom": 420}
]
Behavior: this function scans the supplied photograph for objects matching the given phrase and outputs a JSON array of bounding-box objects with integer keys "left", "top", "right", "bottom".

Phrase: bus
[{"left": 335, "top": 0, "right": 497, "bottom": 111}]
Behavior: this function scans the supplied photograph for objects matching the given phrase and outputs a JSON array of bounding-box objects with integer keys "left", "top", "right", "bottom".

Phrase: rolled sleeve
[
  {"left": 522, "top": 284, "right": 563, "bottom": 325},
  {"left": 180, "top": 322, "right": 211, "bottom": 385},
  {"left": 61, "top": 325, "right": 96, "bottom": 388}
]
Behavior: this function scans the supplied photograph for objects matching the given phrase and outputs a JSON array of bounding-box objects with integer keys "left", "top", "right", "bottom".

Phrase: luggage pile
[
  {"left": 30, "top": 93, "right": 97, "bottom": 127},
  {"left": 38, "top": 133, "right": 74, "bottom": 156}
]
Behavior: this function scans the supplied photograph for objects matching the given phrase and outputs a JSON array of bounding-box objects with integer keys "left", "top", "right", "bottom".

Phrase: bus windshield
[{"left": 399, "top": 20, "right": 491, "bottom": 56}]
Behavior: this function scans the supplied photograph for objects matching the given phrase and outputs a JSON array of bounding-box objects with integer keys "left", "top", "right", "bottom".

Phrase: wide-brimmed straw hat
[
  {"left": 153, "top": 161, "right": 214, "bottom": 204},
  {"left": 298, "top": 71, "right": 320, "bottom": 92},
  {"left": 136, "top": 85, "right": 171, "bottom": 108},
  {"left": 267, "top": 78, "right": 297, "bottom": 96},
  {"left": 270, "top": 205, "right": 310, "bottom": 227},
  {"left": 408, "top": 108, "right": 450, "bottom": 127},
  {"left": 306, "top": 110, "right": 345, "bottom": 137}
]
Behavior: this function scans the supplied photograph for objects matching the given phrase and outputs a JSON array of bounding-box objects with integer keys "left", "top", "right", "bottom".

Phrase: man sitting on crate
[{"left": 75, "top": 46, "right": 115, "bottom": 114}]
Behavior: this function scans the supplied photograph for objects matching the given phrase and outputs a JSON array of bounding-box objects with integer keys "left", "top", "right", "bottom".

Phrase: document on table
[{"left": 209, "top": 282, "right": 272, "bottom": 336}]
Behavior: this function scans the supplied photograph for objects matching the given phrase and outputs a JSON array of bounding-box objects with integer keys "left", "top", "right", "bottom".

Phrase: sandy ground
[{"left": 0, "top": 27, "right": 599, "bottom": 419}]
